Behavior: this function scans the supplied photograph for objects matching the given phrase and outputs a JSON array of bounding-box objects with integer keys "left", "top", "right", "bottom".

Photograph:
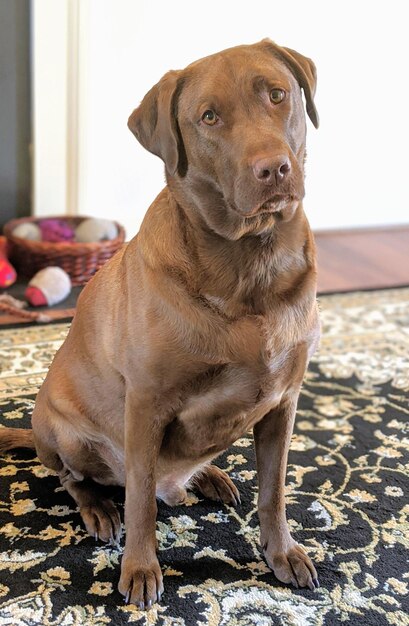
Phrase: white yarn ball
[
  {"left": 12, "top": 222, "right": 42, "bottom": 241},
  {"left": 28, "top": 267, "right": 71, "bottom": 306},
  {"left": 75, "top": 218, "right": 118, "bottom": 243}
]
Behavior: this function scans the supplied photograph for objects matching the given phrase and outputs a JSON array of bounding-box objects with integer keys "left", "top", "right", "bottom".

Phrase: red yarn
[
  {"left": 0, "top": 259, "right": 17, "bottom": 287},
  {"left": 25, "top": 286, "right": 47, "bottom": 306}
]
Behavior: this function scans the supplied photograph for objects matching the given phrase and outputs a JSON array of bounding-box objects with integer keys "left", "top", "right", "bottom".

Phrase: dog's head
[{"left": 128, "top": 40, "right": 318, "bottom": 239}]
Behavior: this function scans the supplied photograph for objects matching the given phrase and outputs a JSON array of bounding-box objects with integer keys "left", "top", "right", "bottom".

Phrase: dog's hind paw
[
  {"left": 80, "top": 498, "right": 122, "bottom": 545},
  {"left": 193, "top": 464, "right": 241, "bottom": 506}
]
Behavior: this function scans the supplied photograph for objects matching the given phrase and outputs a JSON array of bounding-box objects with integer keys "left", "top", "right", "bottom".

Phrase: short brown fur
[{"left": 0, "top": 40, "right": 321, "bottom": 607}]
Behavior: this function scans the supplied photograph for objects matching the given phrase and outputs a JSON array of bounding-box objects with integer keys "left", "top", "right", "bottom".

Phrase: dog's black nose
[{"left": 252, "top": 156, "right": 291, "bottom": 185}]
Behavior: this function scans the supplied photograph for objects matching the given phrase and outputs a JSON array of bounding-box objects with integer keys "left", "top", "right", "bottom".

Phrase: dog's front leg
[
  {"left": 118, "top": 390, "right": 164, "bottom": 609},
  {"left": 253, "top": 393, "right": 319, "bottom": 591}
]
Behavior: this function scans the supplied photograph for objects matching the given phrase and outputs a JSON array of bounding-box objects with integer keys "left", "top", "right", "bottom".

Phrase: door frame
[{"left": 32, "top": 0, "right": 81, "bottom": 217}]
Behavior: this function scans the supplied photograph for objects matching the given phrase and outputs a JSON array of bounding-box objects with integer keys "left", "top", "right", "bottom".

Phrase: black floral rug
[{"left": 0, "top": 288, "right": 408, "bottom": 625}]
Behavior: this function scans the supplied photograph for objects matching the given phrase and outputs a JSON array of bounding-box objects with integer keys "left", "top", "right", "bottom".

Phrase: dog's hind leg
[
  {"left": 34, "top": 429, "right": 122, "bottom": 545},
  {"left": 59, "top": 469, "right": 122, "bottom": 545}
]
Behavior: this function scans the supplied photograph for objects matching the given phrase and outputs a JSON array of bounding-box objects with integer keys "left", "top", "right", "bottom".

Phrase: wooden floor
[{"left": 315, "top": 226, "right": 409, "bottom": 293}]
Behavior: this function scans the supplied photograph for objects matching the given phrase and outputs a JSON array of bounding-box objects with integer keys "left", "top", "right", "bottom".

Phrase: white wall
[
  {"left": 34, "top": 0, "right": 409, "bottom": 239},
  {"left": 32, "top": 0, "right": 68, "bottom": 216}
]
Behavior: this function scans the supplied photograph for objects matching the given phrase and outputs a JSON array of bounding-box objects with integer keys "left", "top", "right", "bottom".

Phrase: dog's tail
[{"left": 0, "top": 428, "right": 35, "bottom": 454}]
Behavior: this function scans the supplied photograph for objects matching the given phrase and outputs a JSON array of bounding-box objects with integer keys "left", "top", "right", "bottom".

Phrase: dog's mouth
[
  {"left": 233, "top": 194, "right": 297, "bottom": 217},
  {"left": 256, "top": 194, "right": 296, "bottom": 213},
  {"left": 227, "top": 189, "right": 302, "bottom": 222}
]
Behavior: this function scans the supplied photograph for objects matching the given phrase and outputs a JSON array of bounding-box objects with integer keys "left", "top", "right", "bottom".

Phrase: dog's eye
[
  {"left": 269, "top": 88, "right": 286, "bottom": 104},
  {"left": 201, "top": 110, "right": 219, "bottom": 126}
]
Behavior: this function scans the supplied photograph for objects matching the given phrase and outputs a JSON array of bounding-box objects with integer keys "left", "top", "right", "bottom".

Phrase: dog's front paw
[
  {"left": 118, "top": 556, "right": 164, "bottom": 609},
  {"left": 264, "top": 541, "right": 319, "bottom": 591}
]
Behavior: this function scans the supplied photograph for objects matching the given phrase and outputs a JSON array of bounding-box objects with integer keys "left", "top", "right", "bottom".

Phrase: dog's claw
[
  {"left": 147, "top": 599, "right": 153, "bottom": 609},
  {"left": 158, "top": 591, "right": 162, "bottom": 602},
  {"left": 111, "top": 533, "right": 121, "bottom": 549},
  {"left": 139, "top": 601, "right": 145, "bottom": 610},
  {"left": 124, "top": 590, "right": 130, "bottom": 604},
  {"left": 94, "top": 532, "right": 98, "bottom": 542},
  {"left": 313, "top": 578, "right": 320, "bottom": 588}
]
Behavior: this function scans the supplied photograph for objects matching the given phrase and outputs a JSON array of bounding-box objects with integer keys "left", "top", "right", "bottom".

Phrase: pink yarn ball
[{"left": 39, "top": 219, "right": 75, "bottom": 243}]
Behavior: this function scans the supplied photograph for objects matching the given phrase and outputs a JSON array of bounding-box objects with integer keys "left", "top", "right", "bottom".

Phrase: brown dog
[{"left": 0, "top": 39, "right": 320, "bottom": 608}]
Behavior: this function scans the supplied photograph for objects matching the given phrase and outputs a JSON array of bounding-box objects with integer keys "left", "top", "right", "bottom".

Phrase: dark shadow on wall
[{"left": 0, "top": 0, "right": 31, "bottom": 229}]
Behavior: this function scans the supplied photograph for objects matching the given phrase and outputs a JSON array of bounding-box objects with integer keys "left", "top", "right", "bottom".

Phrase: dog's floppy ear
[
  {"left": 260, "top": 39, "right": 319, "bottom": 129},
  {"left": 128, "top": 70, "right": 183, "bottom": 175}
]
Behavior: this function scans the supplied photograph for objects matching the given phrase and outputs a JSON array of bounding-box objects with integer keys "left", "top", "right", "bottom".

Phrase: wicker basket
[{"left": 3, "top": 216, "right": 126, "bottom": 286}]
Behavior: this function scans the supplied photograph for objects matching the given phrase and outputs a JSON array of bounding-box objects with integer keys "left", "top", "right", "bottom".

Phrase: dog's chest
[{"left": 171, "top": 313, "right": 306, "bottom": 455}]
